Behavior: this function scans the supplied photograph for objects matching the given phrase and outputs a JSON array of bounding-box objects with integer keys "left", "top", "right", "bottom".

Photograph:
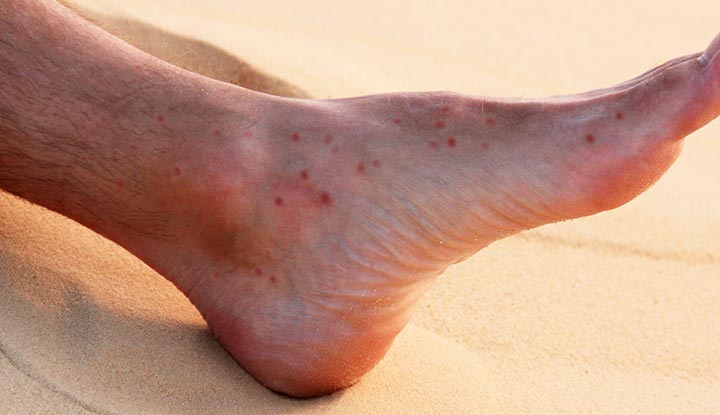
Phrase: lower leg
[{"left": 2, "top": 0, "right": 720, "bottom": 398}]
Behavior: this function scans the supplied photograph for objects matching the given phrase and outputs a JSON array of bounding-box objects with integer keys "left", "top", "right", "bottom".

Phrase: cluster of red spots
[
  {"left": 291, "top": 132, "right": 301, "bottom": 142},
  {"left": 252, "top": 268, "right": 278, "bottom": 284},
  {"left": 586, "top": 134, "right": 596, "bottom": 144},
  {"left": 357, "top": 160, "right": 381, "bottom": 174},
  {"left": 435, "top": 120, "right": 446, "bottom": 129},
  {"left": 300, "top": 170, "right": 309, "bottom": 180},
  {"left": 324, "top": 134, "right": 334, "bottom": 144},
  {"left": 156, "top": 115, "right": 165, "bottom": 124},
  {"left": 447, "top": 137, "right": 457, "bottom": 148},
  {"left": 485, "top": 117, "right": 496, "bottom": 126},
  {"left": 243, "top": 131, "right": 253, "bottom": 138},
  {"left": 616, "top": 112, "right": 624, "bottom": 120},
  {"left": 392, "top": 118, "right": 402, "bottom": 124},
  {"left": 275, "top": 197, "right": 284, "bottom": 206},
  {"left": 320, "top": 192, "right": 333, "bottom": 205}
]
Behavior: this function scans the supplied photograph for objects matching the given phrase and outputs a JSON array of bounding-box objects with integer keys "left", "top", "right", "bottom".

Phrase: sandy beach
[{"left": 1, "top": 0, "right": 719, "bottom": 413}]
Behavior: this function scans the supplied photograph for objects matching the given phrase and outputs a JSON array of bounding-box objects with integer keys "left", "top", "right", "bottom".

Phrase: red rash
[
  {"left": 357, "top": 163, "right": 366, "bottom": 174},
  {"left": 447, "top": 137, "right": 457, "bottom": 147},
  {"left": 372, "top": 159, "right": 381, "bottom": 167},
  {"left": 301, "top": 170, "right": 309, "bottom": 180},
  {"left": 320, "top": 192, "right": 332, "bottom": 205},
  {"left": 435, "top": 120, "right": 446, "bottom": 129},
  {"left": 429, "top": 141, "right": 439, "bottom": 149},
  {"left": 485, "top": 117, "right": 495, "bottom": 126},
  {"left": 174, "top": 166, "right": 181, "bottom": 176},
  {"left": 116, "top": 180, "right": 126, "bottom": 189},
  {"left": 291, "top": 133, "right": 301, "bottom": 142},
  {"left": 331, "top": 146, "right": 339, "bottom": 154},
  {"left": 441, "top": 105, "right": 450, "bottom": 113},
  {"left": 270, "top": 275, "right": 277, "bottom": 284},
  {"left": 481, "top": 142, "right": 490, "bottom": 150},
  {"left": 392, "top": 118, "right": 402, "bottom": 124},
  {"left": 243, "top": 131, "right": 253, "bottom": 138},
  {"left": 255, "top": 268, "right": 263, "bottom": 276},
  {"left": 275, "top": 197, "right": 284, "bottom": 206},
  {"left": 213, "top": 129, "right": 221, "bottom": 137},
  {"left": 616, "top": 112, "right": 624, "bottom": 120},
  {"left": 156, "top": 115, "right": 165, "bottom": 124},
  {"left": 324, "top": 134, "right": 333, "bottom": 144},
  {"left": 586, "top": 134, "right": 595, "bottom": 144}
]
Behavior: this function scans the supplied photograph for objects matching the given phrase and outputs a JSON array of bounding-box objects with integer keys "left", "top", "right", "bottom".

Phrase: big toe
[{"left": 702, "top": 32, "right": 720, "bottom": 62}]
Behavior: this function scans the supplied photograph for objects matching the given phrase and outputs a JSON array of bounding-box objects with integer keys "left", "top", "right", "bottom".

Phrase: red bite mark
[
  {"left": 156, "top": 115, "right": 165, "bottom": 124},
  {"left": 275, "top": 197, "right": 284, "bottom": 206},
  {"left": 255, "top": 268, "right": 263, "bottom": 276},
  {"left": 586, "top": 134, "right": 595, "bottom": 144},
  {"left": 435, "top": 120, "right": 446, "bottom": 129},
  {"left": 270, "top": 275, "right": 277, "bottom": 284},
  {"left": 429, "top": 140, "right": 440, "bottom": 149},
  {"left": 372, "top": 159, "right": 381, "bottom": 167},
  {"left": 173, "top": 166, "right": 181, "bottom": 176},
  {"left": 320, "top": 192, "right": 332, "bottom": 205},
  {"left": 392, "top": 118, "right": 402, "bottom": 124},
  {"left": 357, "top": 163, "right": 366, "bottom": 174},
  {"left": 300, "top": 170, "right": 309, "bottom": 180},
  {"left": 616, "top": 112, "right": 624, "bottom": 120},
  {"left": 447, "top": 137, "right": 457, "bottom": 147},
  {"left": 291, "top": 133, "right": 301, "bottom": 142},
  {"left": 243, "top": 131, "right": 253, "bottom": 138},
  {"left": 324, "top": 134, "right": 334, "bottom": 144},
  {"left": 485, "top": 117, "right": 495, "bottom": 126},
  {"left": 441, "top": 105, "right": 450, "bottom": 113}
]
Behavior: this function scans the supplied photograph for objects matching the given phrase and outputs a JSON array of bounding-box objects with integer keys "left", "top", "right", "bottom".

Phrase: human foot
[{"left": 109, "top": 35, "right": 720, "bottom": 397}]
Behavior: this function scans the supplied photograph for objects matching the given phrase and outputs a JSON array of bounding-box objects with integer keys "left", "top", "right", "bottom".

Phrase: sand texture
[{"left": 1, "top": 0, "right": 719, "bottom": 413}]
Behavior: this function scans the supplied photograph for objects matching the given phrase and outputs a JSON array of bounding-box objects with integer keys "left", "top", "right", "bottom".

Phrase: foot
[{"left": 116, "top": 35, "right": 720, "bottom": 397}]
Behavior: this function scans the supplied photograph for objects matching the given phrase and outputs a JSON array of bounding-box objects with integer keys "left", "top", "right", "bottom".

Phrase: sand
[{"left": 1, "top": 0, "right": 719, "bottom": 413}]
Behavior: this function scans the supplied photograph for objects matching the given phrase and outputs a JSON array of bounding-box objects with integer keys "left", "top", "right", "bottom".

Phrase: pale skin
[{"left": 1, "top": 0, "right": 719, "bottom": 398}]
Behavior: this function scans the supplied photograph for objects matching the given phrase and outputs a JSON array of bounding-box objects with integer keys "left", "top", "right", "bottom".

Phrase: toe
[{"left": 702, "top": 33, "right": 720, "bottom": 63}]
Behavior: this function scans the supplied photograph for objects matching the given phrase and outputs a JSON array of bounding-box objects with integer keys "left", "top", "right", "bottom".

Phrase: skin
[{"left": 1, "top": 0, "right": 719, "bottom": 398}]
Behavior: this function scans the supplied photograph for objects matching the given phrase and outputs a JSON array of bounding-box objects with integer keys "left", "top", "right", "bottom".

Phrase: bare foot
[{"left": 105, "top": 35, "right": 720, "bottom": 397}]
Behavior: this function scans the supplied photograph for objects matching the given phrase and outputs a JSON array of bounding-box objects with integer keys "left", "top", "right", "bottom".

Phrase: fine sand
[{"left": 1, "top": 1, "right": 719, "bottom": 414}]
